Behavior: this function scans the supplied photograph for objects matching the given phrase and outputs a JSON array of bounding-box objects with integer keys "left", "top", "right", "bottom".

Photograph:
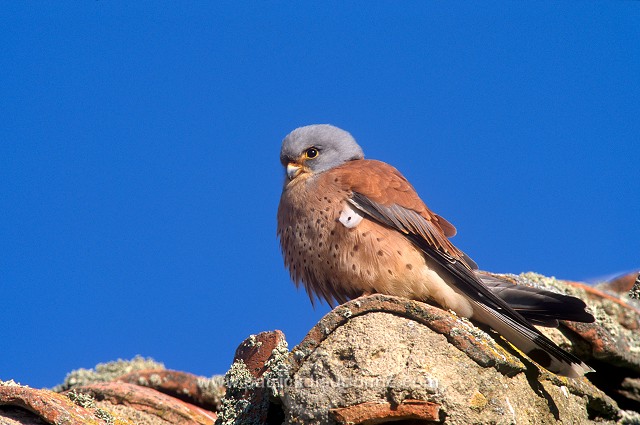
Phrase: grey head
[{"left": 280, "top": 124, "right": 364, "bottom": 180}]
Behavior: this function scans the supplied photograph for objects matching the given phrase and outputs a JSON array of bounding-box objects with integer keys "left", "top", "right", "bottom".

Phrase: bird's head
[{"left": 280, "top": 124, "right": 364, "bottom": 182}]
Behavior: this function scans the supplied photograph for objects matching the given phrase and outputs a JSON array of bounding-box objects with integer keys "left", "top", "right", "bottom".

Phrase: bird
[{"left": 277, "top": 124, "right": 595, "bottom": 378}]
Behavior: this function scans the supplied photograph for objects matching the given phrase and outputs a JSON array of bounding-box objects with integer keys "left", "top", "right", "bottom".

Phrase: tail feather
[
  {"left": 477, "top": 273, "right": 595, "bottom": 327},
  {"left": 471, "top": 300, "right": 593, "bottom": 378}
]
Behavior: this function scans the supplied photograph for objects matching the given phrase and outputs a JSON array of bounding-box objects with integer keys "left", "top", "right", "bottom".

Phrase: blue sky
[{"left": 1, "top": 2, "right": 638, "bottom": 389}]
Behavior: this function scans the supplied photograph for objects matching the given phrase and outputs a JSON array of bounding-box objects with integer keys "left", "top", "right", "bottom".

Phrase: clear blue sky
[{"left": 1, "top": 2, "right": 638, "bottom": 389}]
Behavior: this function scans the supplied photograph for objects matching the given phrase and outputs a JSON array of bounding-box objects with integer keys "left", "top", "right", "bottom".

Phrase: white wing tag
[{"left": 339, "top": 203, "right": 364, "bottom": 228}]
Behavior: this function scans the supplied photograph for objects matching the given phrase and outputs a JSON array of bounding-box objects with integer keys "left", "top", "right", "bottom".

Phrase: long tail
[
  {"left": 471, "top": 300, "right": 593, "bottom": 378},
  {"left": 473, "top": 272, "right": 594, "bottom": 378},
  {"left": 478, "top": 273, "right": 595, "bottom": 326}
]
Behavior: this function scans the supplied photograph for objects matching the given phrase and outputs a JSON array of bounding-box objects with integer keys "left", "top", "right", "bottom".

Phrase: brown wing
[
  {"left": 334, "top": 159, "right": 533, "bottom": 316},
  {"left": 333, "top": 159, "right": 471, "bottom": 268}
]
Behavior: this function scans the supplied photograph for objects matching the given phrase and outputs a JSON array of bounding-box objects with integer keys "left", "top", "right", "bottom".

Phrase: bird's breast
[
  {"left": 279, "top": 177, "right": 423, "bottom": 303},
  {"left": 277, "top": 174, "right": 470, "bottom": 314}
]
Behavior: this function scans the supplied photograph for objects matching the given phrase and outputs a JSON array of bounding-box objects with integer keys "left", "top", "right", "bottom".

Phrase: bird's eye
[{"left": 305, "top": 147, "right": 319, "bottom": 159}]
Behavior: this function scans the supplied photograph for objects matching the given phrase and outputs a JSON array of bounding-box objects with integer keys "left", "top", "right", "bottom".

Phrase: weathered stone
[
  {"left": 596, "top": 271, "right": 640, "bottom": 297},
  {"left": 72, "top": 382, "right": 217, "bottom": 424},
  {"left": 282, "top": 295, "right": 619, "bottom": 424},
  {"left": 289, "top": 295, "right": 526, "bottom": 378},
  {"left": 117, "top": 369, "right": 224, "bottom": 411},
  {"left": 4, "top": 272, "right": 640, "bottom": 424},
  {"left": 0, "top": 382, "right": 108, "bottom": 425},
  {"left": 514, "top": 273, "right": 640, "bottom": 412},
  {"left": 216, "top": 330, "right": 289, "bottom": 425},
  {"left": 330, "top": 399, "right": 441, "bottom": 424},
  {"left": 1, "top": 367, "right": 220, "bottom": 425},
  {"left": 234, "top": 331, "right": 287, "bottom": 379},
  {"left": 54, "top": 356, "right": 166, "bottom": 392}
]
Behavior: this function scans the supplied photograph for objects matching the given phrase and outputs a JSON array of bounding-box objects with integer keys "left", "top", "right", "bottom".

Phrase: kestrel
[{"left": 277, "top": 124, "right": 594, "bottom": 378}]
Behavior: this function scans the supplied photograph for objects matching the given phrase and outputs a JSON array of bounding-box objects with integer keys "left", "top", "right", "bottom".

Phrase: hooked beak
[{"left": 286, "top": 162, "right": 302, "bottom": 180}]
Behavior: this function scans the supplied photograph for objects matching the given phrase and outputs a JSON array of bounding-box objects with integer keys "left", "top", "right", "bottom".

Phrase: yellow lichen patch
[{"left": 468, "top": 390, "right": 487, "bottom": 410}]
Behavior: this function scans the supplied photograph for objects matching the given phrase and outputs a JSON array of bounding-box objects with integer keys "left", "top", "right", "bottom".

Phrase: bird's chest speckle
[
  {"left": 277, "top": 176, "right": 419, "bottom": 305},
  {"left": 278, "top": 178, "right": 344, "bottom": 272}
]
